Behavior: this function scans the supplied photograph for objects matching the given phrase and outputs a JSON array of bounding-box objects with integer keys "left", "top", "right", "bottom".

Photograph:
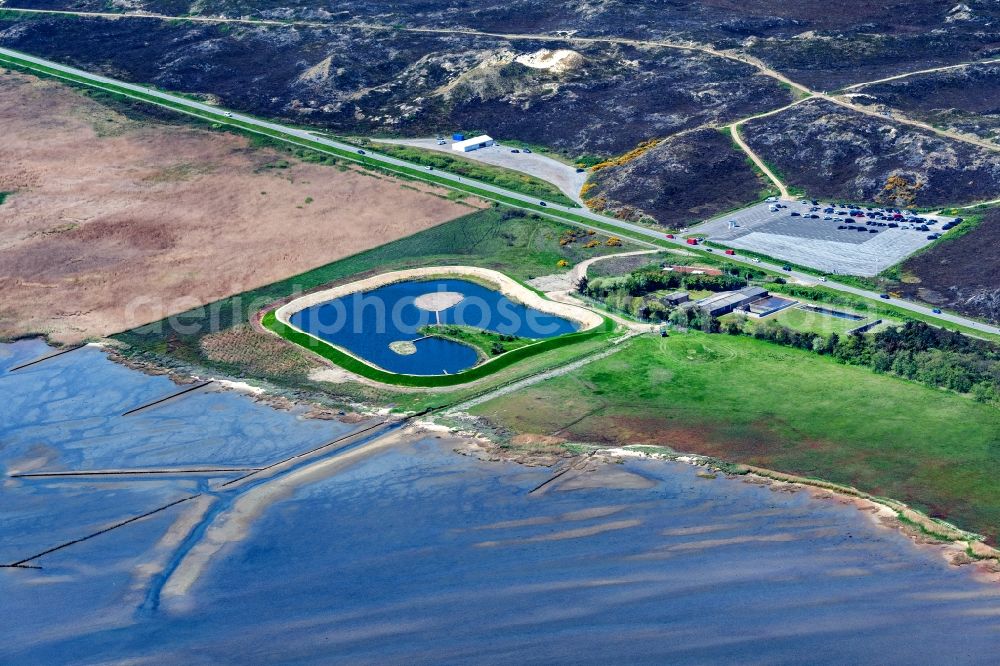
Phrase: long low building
[
  {"left": 452, "top": 135, "right": 495, "bottom": 152},
  {"left": 696, "top": 286, "right": 769, "bottom": 317}
]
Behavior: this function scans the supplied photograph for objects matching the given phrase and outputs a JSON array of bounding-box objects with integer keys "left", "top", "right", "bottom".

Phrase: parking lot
[{"left": 692, "top": 200, "right": 956, "bottom": 276}]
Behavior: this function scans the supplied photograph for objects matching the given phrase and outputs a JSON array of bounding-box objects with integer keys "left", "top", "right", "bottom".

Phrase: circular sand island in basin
[
  {"left": 413, "top": 291, "right": 465, "bottom": 312},
  {"left": 388, "top": 340, "right": 418, "bottom": 355}
]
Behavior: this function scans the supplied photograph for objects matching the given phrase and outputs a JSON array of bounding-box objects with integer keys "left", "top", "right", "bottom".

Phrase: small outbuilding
[
  {"left": 660, "top": 291, "right": 690, "bottom": 307},
  {"left": 452, "top": 135, "right": 495, "bottom": 152}
]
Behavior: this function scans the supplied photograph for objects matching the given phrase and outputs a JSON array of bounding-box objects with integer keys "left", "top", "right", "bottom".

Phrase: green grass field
[
  {"left": 471, "top": 332, "right": 1000, "bottom": 543},
  {"left": 741, "top": 305, "right": 873, "bottom": 336}
]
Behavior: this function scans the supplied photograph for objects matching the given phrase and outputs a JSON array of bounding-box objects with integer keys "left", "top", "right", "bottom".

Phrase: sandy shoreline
[
  {"left": 437, "top": 415, "right": 1000, "bottom": 580},
  {"left": 568, "top": 444, "right": 1000, "bottom": 579}
]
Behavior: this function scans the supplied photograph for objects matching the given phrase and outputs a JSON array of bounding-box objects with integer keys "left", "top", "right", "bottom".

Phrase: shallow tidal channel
[{"left": 1, "top": 339, "right": 998, "bottom": 662}]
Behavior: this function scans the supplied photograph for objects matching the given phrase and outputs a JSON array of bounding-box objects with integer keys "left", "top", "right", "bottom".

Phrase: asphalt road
[{"left": 1, "top": 46, "right": 997, "bottom": 337}]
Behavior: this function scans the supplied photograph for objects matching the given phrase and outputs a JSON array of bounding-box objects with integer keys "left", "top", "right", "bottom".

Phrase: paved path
[{"left": 1, "top": 46, "right": 997, "bottom": 337}]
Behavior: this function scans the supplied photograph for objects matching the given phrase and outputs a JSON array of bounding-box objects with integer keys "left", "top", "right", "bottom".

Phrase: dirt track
[{"left": 0, "top": 72, "right": 479, "bottom": 343}]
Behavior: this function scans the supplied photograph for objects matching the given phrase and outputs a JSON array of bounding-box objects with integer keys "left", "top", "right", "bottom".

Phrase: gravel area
[{"left": 376, "top": 137, "right": 587, "bottom": 204}]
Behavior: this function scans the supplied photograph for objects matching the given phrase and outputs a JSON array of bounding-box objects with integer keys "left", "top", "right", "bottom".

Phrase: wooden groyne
[
  {"left": 8, "top": 344, "right": 86, "bottom": 372},
  {"left": 121, "top": 380, "right": 214, "bottom": 416}
]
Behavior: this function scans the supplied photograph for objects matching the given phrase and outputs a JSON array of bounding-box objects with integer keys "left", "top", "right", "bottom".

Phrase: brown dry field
[{"left": 0, "top": 71, "right": 481, "bottom": 343}]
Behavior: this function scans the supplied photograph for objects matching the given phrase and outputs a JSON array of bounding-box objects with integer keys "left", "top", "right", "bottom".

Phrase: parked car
[
  {"left": 523, "top": 148, "right": 532, "bottom": 153},
  {"left": 790, "top": 212, "right": 801, "bottom": 217},
  {"left": 782, "top": 265, "right": 792, "bottom": 271},
  {"left": 665, "top": 234, "right": 675, "bottom": 239},
  {"left": 511, "top": 149, "right": 520, "bottom": 153}
]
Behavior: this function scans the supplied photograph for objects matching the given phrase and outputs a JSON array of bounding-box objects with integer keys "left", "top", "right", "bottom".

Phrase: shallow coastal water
[
  {"left": 289, "top": 278, "right": 579, "bottom": 375},
  {"left": 2, "top": 340, "right": 999, "bottom": 663}
]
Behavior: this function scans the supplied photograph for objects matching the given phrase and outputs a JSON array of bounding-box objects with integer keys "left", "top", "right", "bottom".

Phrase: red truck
[
  {"left": 686, "top": 238, "right": 698, "bottom": 245},
  {"left": 724, "top": 249, "right": 736, "bottom": 256}
]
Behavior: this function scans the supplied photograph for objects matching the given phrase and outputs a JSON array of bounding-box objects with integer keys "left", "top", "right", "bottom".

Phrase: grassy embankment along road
[
  {"left": 471, "top": 332, "right": 1000, "bottom": 545},
  {"left": 1, "top": 46, "right": 997, "bottom": 341}
]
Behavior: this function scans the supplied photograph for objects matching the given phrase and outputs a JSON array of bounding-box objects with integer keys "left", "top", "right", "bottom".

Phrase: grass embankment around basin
[
  {"left": 262, "top": 310, "right": 614, "bottom": 388},
  {"left": 354, "top": 140, "right": 577, "bottom": 207},
  {"left": 112, "top": 208, "right": 635, "bottom": 392},
  {"left": 470, "top": 332, "right": 1000, "bottom": 544}
]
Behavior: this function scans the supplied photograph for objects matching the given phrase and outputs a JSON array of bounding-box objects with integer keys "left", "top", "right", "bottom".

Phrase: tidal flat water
[{"left": 1, "top": 340, "right": 998, "bottom": 663}]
